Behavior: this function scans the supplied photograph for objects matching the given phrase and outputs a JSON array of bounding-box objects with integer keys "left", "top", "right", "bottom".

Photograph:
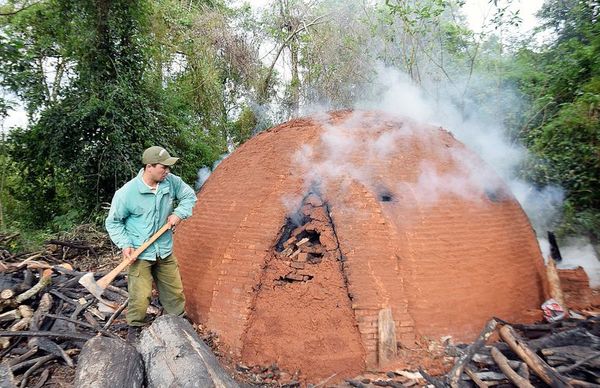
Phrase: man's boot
[{"left": 127, "top": 326, "right": 141, "bottom": 344}]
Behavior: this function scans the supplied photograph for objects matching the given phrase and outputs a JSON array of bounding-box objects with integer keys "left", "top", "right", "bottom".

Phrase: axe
[{"left": 79, "top": 223, "right": 172, "bottom": 301}]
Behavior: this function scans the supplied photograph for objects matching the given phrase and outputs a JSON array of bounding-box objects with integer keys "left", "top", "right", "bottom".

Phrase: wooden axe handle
[{"left": 97, "top": 223, "right": 172, "bottom": 289}]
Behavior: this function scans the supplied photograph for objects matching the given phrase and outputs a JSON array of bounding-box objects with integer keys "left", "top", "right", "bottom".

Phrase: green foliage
[
  {"left": 1, "top": 0, "right": 259, "bottom": 230},
  {"left": 230, "top": 105, "right": 257, "bottom": 145},
  {"left": 0, "top": 0, "right": 598, "bottom": 243},
  {"left": 516, "top": 0, "right": 600, "bottom": 238},
  {"left": 386, "top": 0, "right": 449, "bottom": 34}
]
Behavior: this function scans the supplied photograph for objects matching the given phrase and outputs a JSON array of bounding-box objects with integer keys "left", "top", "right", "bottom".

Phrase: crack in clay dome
[{"left": 173, "top": 109, "right": 547, "bottom": 384}]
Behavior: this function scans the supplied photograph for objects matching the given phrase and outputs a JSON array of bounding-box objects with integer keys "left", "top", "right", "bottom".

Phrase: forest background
[{"left": 0, "top": 0, "right": 598, "bottom": 258}]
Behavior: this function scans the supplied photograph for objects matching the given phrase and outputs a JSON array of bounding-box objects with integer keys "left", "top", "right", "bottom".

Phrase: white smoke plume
[
  {"left": 195, "top": 153, "right": 230, "bottom": 191},
  {"left": 358, "top": 64, "right": 565, "bottom": 233},
  {"left": 289, "top": 63, "right": 599, "bottom": 282},
  {"left": 539, "top": 237, "right": 600, "bottom": 288}
]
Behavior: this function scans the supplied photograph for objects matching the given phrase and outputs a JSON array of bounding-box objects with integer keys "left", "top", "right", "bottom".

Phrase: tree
[
  {"left": 516, "top": 0, "right": 600, "bottom": 240},
  {"left": 0, "top": 0, "right": 262, "bottom": 228}
]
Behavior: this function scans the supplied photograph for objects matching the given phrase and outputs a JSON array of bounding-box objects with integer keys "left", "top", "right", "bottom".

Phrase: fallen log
[
  {"left": 0, "top": 331, "right": 93, "bottom": 341},
  {"left": 542, "top": 346, "right": 600, "bottom": 369},
  {"left": 137, "top": 315, "right": 240, "bottom": 388},
  {"left": 491, "top": 346, "right": 534, "bottom": 388},
  {"left": 74, "top": 336, "right": 143, "bottom": 388},
  {"left": 1, "top": 289, "right": 15, "bottom": 300},
  {"left": 547, "top": 258, "right": 567, "bottom": 311},
  {"left": 529, "top": 327, "right": 600, "bottom": 351},
  {"left": 448, "top": 319, "right": 497, "bottom": 387},
  {"left": 499, "top": 325, "right": 570, "bottom": 387},
  {"left": 463, "top": 365, "right": 488, "bottom": 388},
  {"left": 472, "top": 351, "right": 522, "bottom": 369},
  {"left": 460, "top": 371, "right": 508, "bottom": 382},
  {"left": 15, "top": 270, "right": 52, "bottom": 304},
  {"left": 557, "top": 351, "right": 600, "bottom": 374}
]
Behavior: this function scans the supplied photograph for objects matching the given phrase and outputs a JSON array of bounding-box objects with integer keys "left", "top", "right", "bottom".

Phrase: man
[{"left": 105, "top": 146, "right": 197, "bottom": 342}]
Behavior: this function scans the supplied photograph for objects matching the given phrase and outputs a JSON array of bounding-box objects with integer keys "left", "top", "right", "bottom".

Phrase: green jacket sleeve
[
  {"left": 171, "top": 175, "right": 197, "bottom": 219},
  {"left": 105, "top": 190, "right": 133, "bottom": 249}
]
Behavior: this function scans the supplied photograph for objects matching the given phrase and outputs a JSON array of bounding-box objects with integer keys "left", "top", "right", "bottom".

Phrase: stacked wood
[
  {"left": 275, "top": 194, "right": 334, "bottom": 283},
  {"left": 421, "top": 315, "right": 600, "bottom": 387},
  {"left": 0, "top": 229, "right": 135, "bottom": 387},
  {"left": 136, "top": 315, "right": 239, "bottom": 388}
]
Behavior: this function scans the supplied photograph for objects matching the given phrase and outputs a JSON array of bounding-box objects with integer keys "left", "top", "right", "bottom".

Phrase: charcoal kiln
[{"left": 174, "top": 110, "right": 547, "bottom": 382}]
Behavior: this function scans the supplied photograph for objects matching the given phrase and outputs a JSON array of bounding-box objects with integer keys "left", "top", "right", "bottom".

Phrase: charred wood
[
  {"left": 0, "top": 331, "right": 93, "bottom": 341},
  {"left": 491, "top": 347, "right": 534, "bottom": 388},
  {"left": 499, "top": 324, "right": 570, "bottom": 387},
  {"left": 448, "top": 319, "right": 498, "bottom": 387},
  {"left": 74, "top": 336, "right": 142, "bottom": 388},
  {"left": 137, "top": 315, "right": 239, "bottom": 388},
  {"left": 15, "top": 270, "right": 52, "bottom": 304},
  {"left": 29, "top": 368, "right": 49, "bottom": 388},
  {"left": 529, "top": 327, "right": 600, "bottom": 351},
  {"left": 542, "top": 346, "right": 600, "bottom": 369}
]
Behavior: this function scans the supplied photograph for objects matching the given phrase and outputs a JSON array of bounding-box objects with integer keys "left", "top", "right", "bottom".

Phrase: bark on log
[
  {"left": 472, "top": 352, "right": 522, "bottom": 369},
  {"left": 499, "top": 325, "right": 570, "bottom": 387},
  {"left": 529, "top": 327, "right": 600, "bottom": 351},
  {"left": 542, "top": 346, "right": 600, "bottom": 369},
  {"left": 448, "top": 319, "right": 497, "bottom": 388},
  {"left": 137, "top": 315, "right": 240, "bottom": 388},
  {"left": 547, "top": 258, "right": 567, "bottom": 310},
  {"left": 15, "top": 270, "right": 52, "bottom": 304},
  {"left": 74, "top": 336, "right": 142, "bottom": 388},
  {"left": 491, "top": 347, "right": 534, "bottom": 388},
  {"left": 464, "top": 365, "right": 488, "bottom": 388}
]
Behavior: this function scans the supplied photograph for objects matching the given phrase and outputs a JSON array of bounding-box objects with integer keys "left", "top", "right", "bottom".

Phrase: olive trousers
[{"left": 126, "top": 254, "right": 186, "bottom": 326}]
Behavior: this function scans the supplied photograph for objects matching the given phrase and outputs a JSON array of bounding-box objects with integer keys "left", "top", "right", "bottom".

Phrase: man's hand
[
  {"left": 167, "top": 214, "right": 182, "bottom": 230},
  {"left": 122, "top": 247, "right": 135, "bottom": 261}
]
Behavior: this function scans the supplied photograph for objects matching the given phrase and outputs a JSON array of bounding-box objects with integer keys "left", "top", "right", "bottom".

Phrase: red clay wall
[{"left": 174, "top": 110, "right": 546, "bottom": 381}]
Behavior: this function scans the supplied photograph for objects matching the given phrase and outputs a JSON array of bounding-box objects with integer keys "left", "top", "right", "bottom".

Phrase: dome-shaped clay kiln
[{"left": 174, "top": 110, "right": 546, "bottom": 382}]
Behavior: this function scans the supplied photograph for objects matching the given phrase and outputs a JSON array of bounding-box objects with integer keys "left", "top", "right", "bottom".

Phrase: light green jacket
[{"left": 105, "top": 169, "right": 197, "bottom": 261}]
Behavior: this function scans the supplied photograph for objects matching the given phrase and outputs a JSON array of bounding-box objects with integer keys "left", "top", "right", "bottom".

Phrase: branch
[
  {"left": 491, "top": 347, "right": 534, "bottom": 388},
  {"left": 499, "top": 324, "right": 570, "bottom": 387},
  {"left": 259, "top": 14, "right": 328, "bottom": 101},
  {"left": 0, "top": 1, "right": 41, "bottom": 17},
  {"left": 448, "top": 319, "right": 498, "bottom": 387},
  {"left": 0, "top": 330, "right": 93, "bottom": 341}
]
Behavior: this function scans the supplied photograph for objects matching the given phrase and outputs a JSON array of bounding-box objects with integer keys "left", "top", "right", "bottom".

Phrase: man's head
[
  {"left": 142, "top": 146, "right": 179, "bottom": 166},
  {"left": 142, "top": 146, "right": 179, "bottom": 184}
]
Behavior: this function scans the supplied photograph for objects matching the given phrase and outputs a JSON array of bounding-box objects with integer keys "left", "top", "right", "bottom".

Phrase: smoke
[
  {"left": 195, "top": 167, "right": 212, "bottom": 191},
  {"left": 195, "top": 153, "right": 229, "bottom": 191},
  {"left": 251, "top": 1, "right": 573, "bottom": 272},
  {"left": 357, "top": 64, "right": 565, "bottom": 234},
  {"left": 539, "top": 237, "right": 600, "bottom": 288},
  {"left": 288, "top": 63, "right": 580, "bottom": 278}
]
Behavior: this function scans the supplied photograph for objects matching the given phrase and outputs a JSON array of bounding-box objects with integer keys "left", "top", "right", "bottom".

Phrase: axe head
[{"left": 78, "top": 272, "right": 106, "bottom": 300}]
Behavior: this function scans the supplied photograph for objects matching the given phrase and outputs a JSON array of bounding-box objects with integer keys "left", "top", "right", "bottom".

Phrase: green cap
[{"left": 142, "top": 146, "right": 179, "bottom": 166}]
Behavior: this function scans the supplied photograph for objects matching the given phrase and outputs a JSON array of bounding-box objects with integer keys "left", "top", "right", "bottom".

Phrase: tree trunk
[
  {"left": 137, "top": 315, "right": 239, "bottom": 388},
  {"left": 74, "top": 337, "right": 143, "bottom": 388}
]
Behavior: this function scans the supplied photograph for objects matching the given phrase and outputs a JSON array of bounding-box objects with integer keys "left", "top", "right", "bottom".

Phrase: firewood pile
[
  {"left": 412, "top": 315, "right": 600, "bottom": 388},
  {"left": 1, "top": 228, "right": 600, "bottom": 387},
  {"left": 0, "top": 227, "right": 135, "bottom": 387}
]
